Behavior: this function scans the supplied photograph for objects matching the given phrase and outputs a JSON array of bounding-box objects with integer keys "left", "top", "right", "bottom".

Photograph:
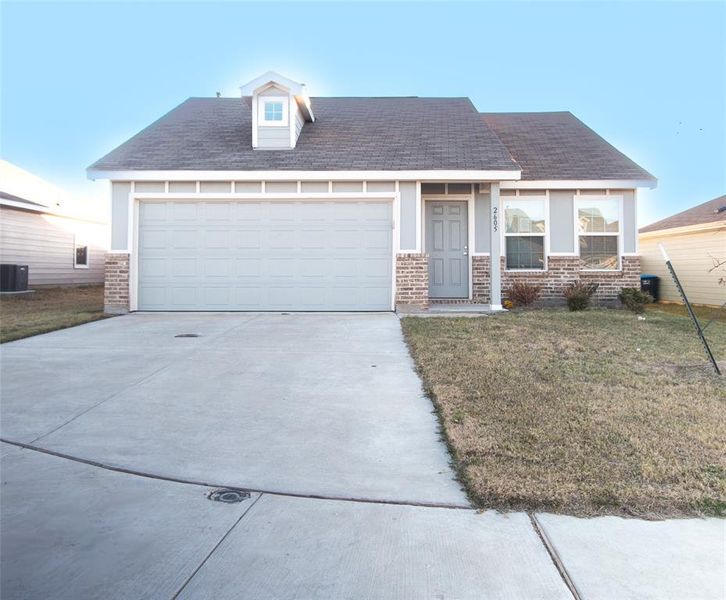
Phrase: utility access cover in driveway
[{"left": 0, "top": 313, "right": 466, "bottom": 506}]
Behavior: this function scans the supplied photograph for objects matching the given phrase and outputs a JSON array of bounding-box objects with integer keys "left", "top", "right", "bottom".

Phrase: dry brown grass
[
  {"left": 401, "top": 308, "right": 726, "bottom": 518},
  {"left": 0, "top": 285, "right": 108, "bottom": 343}
]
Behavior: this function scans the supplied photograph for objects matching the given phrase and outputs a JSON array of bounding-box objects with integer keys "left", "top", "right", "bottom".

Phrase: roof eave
[
  {"left": 87, "top": 168, "right": 522, "bottom": 182},
  {"left": 500, "top": 178, "right": 657, "bottom": 190}
]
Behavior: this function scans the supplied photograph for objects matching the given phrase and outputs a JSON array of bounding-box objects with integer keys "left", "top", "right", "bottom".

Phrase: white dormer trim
[
  {"left": 240, "top": 71, "right": 315, "bottom": 123},
  {"left": 241, "top": 70, "right": 304, "bottom": 96}
]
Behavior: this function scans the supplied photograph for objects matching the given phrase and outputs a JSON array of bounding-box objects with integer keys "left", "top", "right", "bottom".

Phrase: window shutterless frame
[
  {"left": 502, "top": 194, "right": 548, "bottom": 271},
  {"left": 575, "top": 194, "right": 623, "bottom": 271},
  {"left": 73, "top": 235, "right": 89, "bottom": 269},
  {"left": 258, "top": 96, "right": 289, "bottom": 126}
]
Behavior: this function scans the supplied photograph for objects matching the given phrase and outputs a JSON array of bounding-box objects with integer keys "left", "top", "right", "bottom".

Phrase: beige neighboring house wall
[
  {"left": 0, "top": 160, "right": 108, "bottom": 287},
  {"left": 640, "top": 223, "right": 726, "bottom": 307}
]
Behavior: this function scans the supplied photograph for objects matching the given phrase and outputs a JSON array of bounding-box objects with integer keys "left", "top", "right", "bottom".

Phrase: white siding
[
  {"left": 0, "top": 206, "right": 107, "bottom": 286},
  {"left": 640, "top": 226, "right": 726, "bottom": 306}
]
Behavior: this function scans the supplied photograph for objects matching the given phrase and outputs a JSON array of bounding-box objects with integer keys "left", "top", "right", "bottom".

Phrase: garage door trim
[{"left": 129, "top": 192, "right": 399, "bottom": 312}]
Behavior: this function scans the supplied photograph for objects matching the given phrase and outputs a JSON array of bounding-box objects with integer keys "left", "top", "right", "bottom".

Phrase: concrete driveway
[
  {"left": 1, "top": 312, "right": 464, "bottom": 504},
  {"left": 2, "top": 314, "right": 723, "bottom": 599}
]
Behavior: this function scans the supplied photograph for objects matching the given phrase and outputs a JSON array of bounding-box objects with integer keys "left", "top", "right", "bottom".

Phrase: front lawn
[
  {"left": 0, "top": 285, "right": 108, "bottom": 343},
  {"left": 401, "top": 308, "right": 726, "bottom": 518}
]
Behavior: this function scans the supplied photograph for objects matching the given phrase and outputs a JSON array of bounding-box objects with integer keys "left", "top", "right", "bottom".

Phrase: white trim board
[
  {"left": 500, "top": 179, "right": 656, "bottom": 190},
  {"left": 132, "top": 192, "right": 396, "bottom": 201},
  {"left": 88, "top": 169, "right": 522, "bottom": 182}
]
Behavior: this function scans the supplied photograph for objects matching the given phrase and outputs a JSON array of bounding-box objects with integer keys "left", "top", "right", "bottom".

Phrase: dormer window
[
  {"left": 264, "top": 101, "right": 283, "bottom": 122},
  {"left": 242, "top": 71, "right": 315, "bottom": 148},
  {"left": 259, "top": 96, "right": 288, "bottom": 126}
]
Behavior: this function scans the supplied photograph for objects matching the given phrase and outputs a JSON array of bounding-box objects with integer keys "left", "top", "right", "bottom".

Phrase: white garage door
[{"left": 137, "top": 199, "right": 393, "bottom": 311}]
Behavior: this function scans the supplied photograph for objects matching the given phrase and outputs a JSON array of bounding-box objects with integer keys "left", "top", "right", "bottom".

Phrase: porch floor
[{"left": 397, "top": 303, "right": 503, "bottom": 317}]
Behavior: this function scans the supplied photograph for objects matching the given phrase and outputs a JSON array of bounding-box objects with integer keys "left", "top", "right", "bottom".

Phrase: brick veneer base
[
  {"left": 104, "top": 253, "right": 130, "bottom": 314},
  {"left": 471, "top": 255, "right": 640, "bottom": 305},
  {"left": 395, "top": 253, "right": 429, "bottom": 308}
]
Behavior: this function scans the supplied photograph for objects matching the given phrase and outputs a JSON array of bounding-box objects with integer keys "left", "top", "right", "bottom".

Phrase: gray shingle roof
[
  {"left": 481, "top": 111, "right": 655, "bottom": 182},
  {"left": 639, "top": 195, "right": 726, "bottom": 233},
  {"left": 89, "top": 97, "right": 520, "bottom": 172}
]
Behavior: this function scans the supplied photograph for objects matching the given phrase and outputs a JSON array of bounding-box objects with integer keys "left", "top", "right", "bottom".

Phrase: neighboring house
[
  {"left": 0, "top": 160, "right": 107, "bottom": 287},
  {"left": 88, "top": 71, "right": 656, "bottom": 314},
  {"left": 639, "top": 195, "right": 726, "bottom": 307}
]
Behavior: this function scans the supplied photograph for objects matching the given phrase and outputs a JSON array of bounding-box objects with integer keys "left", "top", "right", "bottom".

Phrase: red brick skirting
[
  {"left": 471, "top": 255, "right": 640, "bottom": 305},
  {"left": 395, "top": 253, "right": 429, "bottom": 308},
  {"left": 104, "top": 253, "right": 130, "bottom": 314}
]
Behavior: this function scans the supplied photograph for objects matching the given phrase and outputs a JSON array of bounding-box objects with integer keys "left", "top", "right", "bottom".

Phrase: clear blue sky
[{"left": 2, "top": 1, "right": 724, "bottom": 226}]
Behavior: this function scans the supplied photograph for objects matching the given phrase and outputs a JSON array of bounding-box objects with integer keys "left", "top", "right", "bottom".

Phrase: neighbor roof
[
  {"left": 481, "top": 112, "right": 655, "bottom": 182},
  {"left": 89, "top": 97, "right": 520, "bottom": 173},
  {"left": 639, "top": 195, "right": 726, "bottom": 234},
  {"left": 0, "top": 191, "right": 46, "bottom": 208}
]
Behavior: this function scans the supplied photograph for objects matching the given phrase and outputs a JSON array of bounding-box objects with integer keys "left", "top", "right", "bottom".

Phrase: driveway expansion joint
[
  {"left": 529, "top": 512, "right": 582, "bottom": 600},
  {"left": 171, "top": 492, "right": 264, "bottom": 600},
  {"left": 0, "top": 439, "right": 473, "bottom": 510}
]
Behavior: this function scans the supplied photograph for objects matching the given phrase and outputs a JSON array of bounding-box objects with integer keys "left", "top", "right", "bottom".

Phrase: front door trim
[{"left": 424, "top": 198, "right": 471, "bottom": 299}]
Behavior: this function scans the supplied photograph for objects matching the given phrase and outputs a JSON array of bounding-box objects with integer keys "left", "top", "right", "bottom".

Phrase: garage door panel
[
  {"left": 204, "top": 229, "right": 231, "bottom": 249},
  {"left": 171, "top": 203, "right": 198, "bottom": 221},
  {"left": 141, "top": 203, "right": 167, "bottom": 221},
  {"left": 141, "top": 229, "right": 167, "bottom": 250},
  {"left": 171, "top": 258, "right": 197, "bottom": 277},
  {"left": 234, "top": 203, "right": 264, "bottom": 221},
  {"left": 236, "top": 230, "right": 261, "bottom": 249},
  {"left": 171, "top": 230, "right": 198, "bottom": 249},
  {"left": 204, "top": 203, "right": 231, "bottom": 221},
  {"left": 138, "top": 200, "right": 392, "bottom": 311}
]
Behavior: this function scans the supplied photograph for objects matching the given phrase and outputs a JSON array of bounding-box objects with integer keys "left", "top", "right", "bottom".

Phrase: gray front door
[{"left": 426, "top": 201, "right": 469, "bottom": 298}]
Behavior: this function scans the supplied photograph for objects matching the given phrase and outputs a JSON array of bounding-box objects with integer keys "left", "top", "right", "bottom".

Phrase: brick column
[
  {"left": 472, "top": 255, "right": 491, "bottom": 303},
  {"left": 104, "top": 253, "right": 130, "bottom": 314},
  {"left": 395, "top": 253, "right": 429, "bottom": 309}
]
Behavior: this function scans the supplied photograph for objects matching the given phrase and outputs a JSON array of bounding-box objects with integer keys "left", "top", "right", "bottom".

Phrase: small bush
[
  {"left": 618, "top": 287, "right": 653, "bottom": 314},
  {"left": 564, "top": 282, "right": 599, "bottom": 311},
  {"left": 507, "top": 281, "right": 541, "bottom": 307}
]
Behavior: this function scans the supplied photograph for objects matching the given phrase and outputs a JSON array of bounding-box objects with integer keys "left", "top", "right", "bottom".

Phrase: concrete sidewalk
[{"left": 2, "top": 443, "right": 723, "bottom": 599}]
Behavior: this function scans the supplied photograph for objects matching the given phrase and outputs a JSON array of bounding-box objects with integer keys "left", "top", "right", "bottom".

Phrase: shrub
[
  {"left": 563, "top": 282, "right": 599, "bottom": 311},
  {"left": 507, "top": 281, "right": 541, "bottom": 307},
  {"left": 618, "top": 287, "right": 653, "bottom": 314}
]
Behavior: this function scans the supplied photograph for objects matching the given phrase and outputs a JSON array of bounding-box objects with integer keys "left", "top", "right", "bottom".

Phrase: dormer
[{"left": 240, "top": 71, "right": 315, "bottom": 150}]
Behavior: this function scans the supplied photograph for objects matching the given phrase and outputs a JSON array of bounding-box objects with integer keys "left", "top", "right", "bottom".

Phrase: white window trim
[
  {"left": 73, "top": 236, "right": 89, "bottom": 269},
  {"left": 502, "top": 193, "right": 549, "bottom": 272},
  {"left": 575, "top": 193, "right": 623, "bottom": 272},
  {"left": 258, "top": 96, "right": 289, "bottom": 127}
]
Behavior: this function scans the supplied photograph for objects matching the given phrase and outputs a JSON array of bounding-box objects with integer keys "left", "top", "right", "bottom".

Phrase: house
[
  {"left": 639, "top": 195, "right": 726, "bottom": 307},
  {"left": 87, "top": 71, "right": 656, "bottom": 314},
  {"left": 0, "top": 160, "right": 107, "bottom": 287}
]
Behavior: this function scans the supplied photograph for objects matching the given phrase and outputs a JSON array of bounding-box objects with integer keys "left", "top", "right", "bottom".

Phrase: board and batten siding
[
  {"left": 0, "top": 206, "right": 107, "bottom": 286},
  {"left": 640, "top": 226, "right": 726, "bottom": 306}
]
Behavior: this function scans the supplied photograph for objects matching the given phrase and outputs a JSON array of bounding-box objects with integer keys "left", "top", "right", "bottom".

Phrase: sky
[{"left": 1, "top": 0, "right": 724, "bottom": 226}]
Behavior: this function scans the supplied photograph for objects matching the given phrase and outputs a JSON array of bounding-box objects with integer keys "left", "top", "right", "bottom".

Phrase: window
[
  {"left": 74, "top": 237, "right": 88, "bottom": 269},
  {"left": 577, "top": 197, "right": 620, "bottom": 270},
  {"left": 504, "top": 199, "right": 546, "bottom": 270},
  {"left": 259, "top": 96, "right": 288, "bottom": 126},
  {"left": 264, "top": 101, "right": 283, "bottom": 122}
]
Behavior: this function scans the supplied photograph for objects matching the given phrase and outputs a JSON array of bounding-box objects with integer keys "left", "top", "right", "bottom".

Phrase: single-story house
[
  {"left": 639, "top": 195, "right": 726, "bottom": 307},
  {"left": 0, "top": 160, "right": 107, "bottom": 287},
  {"left": 88, "top": 71, "right": 656, "bottom": 314}
]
